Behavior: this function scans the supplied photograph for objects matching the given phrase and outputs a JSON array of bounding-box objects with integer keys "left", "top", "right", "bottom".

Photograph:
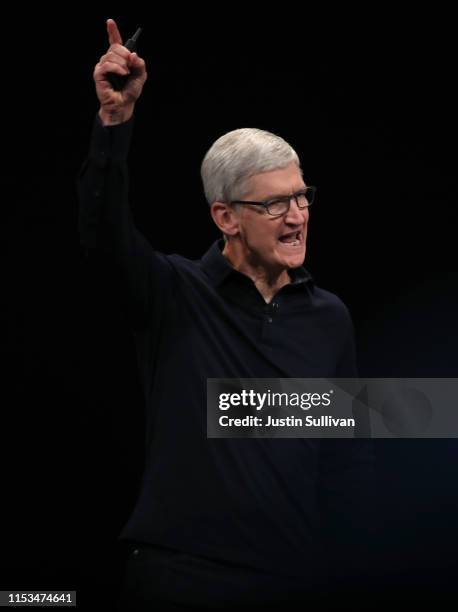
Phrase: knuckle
[
  {"left": 112, "top": 43, "right": 128, "bottom": 56},
  {"left": 106, "top": 52, "right": 127, "bottom": 68}
]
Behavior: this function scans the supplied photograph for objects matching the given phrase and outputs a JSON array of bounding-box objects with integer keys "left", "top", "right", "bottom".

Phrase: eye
[
  {"left": 295, "top": 192, "right": 308, "bottom": 206},
  {"left": 266, "top": 198, "right": 289, "bottom": 215},
  {"left": 269, "top": 198, "right": 286, "bottom": 207}
]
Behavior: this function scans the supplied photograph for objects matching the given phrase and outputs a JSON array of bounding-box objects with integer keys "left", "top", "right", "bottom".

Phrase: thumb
[{"left": 129, "top": 52, "right": 145, "bottom": 72}]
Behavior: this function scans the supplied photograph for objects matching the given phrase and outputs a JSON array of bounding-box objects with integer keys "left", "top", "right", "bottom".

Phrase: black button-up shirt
[{"left": 77, "top": 116, "right": 374, "bottom": 587}]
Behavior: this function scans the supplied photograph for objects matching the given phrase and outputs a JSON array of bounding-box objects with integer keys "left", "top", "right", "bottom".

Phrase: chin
[
  {"left": 286, "top": 258, "right": 305, "bottom": 269},
  {"left": 273, "top": 242, "right": 306, "bottom": 269},
  {"left": 282, "top": 249, "right": 306, "bottom": 269}
]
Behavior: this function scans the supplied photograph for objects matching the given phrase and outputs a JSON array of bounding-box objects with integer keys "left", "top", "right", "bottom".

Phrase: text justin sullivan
[{"left": 219, "top": 415, "right": 355, "bottom": 427}]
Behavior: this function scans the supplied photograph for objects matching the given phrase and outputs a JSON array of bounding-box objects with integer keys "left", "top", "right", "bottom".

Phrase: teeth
[{"left": 279, "top": 231, "right": 303, "bottom": 246}]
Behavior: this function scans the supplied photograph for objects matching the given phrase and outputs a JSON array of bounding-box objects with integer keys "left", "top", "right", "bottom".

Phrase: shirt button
[{"left": 95, "top": 152, "right": 107, "bottom": 168}]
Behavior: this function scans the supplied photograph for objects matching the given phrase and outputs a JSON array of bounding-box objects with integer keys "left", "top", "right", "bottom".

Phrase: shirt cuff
[{"left": 89, "top": 113, "right": 135, "bottom": 166}]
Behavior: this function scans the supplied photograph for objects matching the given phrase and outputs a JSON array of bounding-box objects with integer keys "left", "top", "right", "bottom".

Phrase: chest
[{"left": 158, "top": 285, "right": 345, "bottom": 378}]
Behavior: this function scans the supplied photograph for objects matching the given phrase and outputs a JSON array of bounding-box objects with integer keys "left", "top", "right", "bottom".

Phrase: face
[{"left": 233, "top": 163, "right": 309, "bottom": 275}]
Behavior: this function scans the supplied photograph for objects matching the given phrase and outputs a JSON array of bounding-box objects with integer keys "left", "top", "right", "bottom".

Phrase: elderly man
[{"left": 78, "top": 18, "right": 375, "bottom": 611}]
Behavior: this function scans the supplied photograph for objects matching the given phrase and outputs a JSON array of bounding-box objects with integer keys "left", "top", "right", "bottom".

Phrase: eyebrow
[{"left": 261, "top": 186, "right": 307, "bottom": 201}]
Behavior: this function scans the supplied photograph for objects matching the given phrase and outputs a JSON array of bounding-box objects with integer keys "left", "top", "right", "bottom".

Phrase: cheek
[{"left": 247, "top": 224, "right": 278, "bottom": 246}]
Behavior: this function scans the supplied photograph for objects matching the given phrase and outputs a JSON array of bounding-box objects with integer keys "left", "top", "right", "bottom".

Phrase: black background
[{"left": 2, "top": 8, "right": 458, "bottom": 609}]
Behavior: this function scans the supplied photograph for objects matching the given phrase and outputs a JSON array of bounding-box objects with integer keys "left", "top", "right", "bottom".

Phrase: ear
[{"left": 210, "top": 202, "right": 240, "bottom": 237}]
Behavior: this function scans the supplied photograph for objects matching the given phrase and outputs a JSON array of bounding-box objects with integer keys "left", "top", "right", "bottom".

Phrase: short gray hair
[{"left": 201, "top": 128, "right": 301, "bottom": 205}]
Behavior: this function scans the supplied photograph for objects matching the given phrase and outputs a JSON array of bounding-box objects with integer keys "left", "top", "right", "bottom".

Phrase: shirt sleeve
[{"left": 77, "top": 115, "right": 172, "bottom": 330}]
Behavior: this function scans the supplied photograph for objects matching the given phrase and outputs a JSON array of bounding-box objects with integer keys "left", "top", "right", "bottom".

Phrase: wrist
[{"left": 98, "top": 104, "right": 134, "bottom": 126}]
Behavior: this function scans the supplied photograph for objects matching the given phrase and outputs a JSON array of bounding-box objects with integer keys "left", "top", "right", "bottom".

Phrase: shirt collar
[{"left": 200, "top": 239, "right": 314, "bottom": 288}]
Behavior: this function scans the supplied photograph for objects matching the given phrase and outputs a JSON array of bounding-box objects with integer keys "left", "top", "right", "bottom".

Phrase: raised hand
[{"left": 93, "top": 19, "right": 147, "bottom": 125}]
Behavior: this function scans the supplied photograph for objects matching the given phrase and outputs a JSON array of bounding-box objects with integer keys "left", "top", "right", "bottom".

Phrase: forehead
[{"left": 243, "top": 163, "right": 304, "bottom": 200}]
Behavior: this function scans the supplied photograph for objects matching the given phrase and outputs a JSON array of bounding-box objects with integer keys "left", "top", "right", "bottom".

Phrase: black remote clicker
[{"left": 107, "top": 27, "right": 142, "bottom": 91}]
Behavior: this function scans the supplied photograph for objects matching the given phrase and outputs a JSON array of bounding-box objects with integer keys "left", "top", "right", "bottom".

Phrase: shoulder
[
  {"left": 310, "top": 285, "right": 352, "bottom": 318},
  {"left": 163, "top": 251, "right": 207, "bottom": 281}
]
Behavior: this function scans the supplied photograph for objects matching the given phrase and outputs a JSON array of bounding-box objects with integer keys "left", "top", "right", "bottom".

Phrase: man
[{"left": 78, "top": 19, "right": 375, "bottom": 611}]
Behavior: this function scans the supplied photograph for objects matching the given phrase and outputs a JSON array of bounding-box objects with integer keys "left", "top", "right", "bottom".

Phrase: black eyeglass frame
[{"left": 229, "top": 186, "right": 316, "bottom": 216}]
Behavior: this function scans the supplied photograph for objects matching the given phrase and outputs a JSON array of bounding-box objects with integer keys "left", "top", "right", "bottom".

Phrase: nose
[{"left": 284, "top": 197, "right": 308, "bottom": 224}]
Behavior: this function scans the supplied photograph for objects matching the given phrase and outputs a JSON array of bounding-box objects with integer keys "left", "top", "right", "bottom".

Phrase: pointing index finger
[{"left": 106, "top": 18, "right": 123, "bottom": 46}]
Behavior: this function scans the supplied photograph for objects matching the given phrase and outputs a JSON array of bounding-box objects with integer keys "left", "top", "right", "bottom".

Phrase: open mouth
[{"left": 278, "top": 231, "right": 303, "bottom": 247}]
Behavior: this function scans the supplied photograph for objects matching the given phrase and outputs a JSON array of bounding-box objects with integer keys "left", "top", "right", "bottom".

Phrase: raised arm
[{"left": 77, "top": 19, "right": 171, "bottom": 331}]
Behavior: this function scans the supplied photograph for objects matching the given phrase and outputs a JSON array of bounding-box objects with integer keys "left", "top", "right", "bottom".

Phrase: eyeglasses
[{"left": 229, "top": 186, "right": 316, "bottom": 217}]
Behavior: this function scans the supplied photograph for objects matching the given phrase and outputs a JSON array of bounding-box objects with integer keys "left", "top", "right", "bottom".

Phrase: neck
[{"left": 222, "top": 242, "right": 290, "bottom": 303}]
